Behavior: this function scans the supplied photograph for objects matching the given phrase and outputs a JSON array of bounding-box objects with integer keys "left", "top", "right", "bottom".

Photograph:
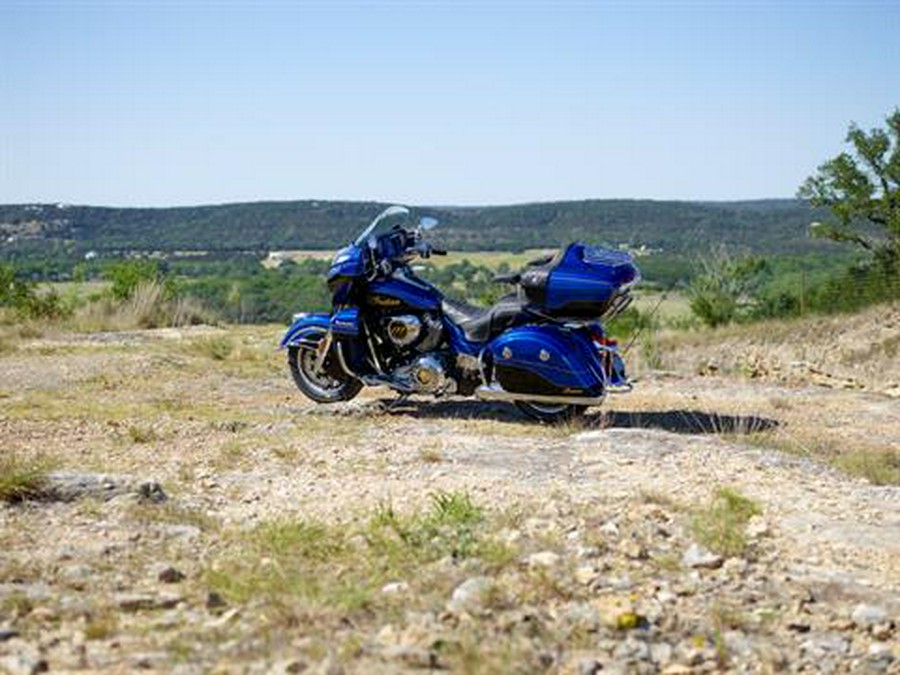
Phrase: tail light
[{"left": 590, "top": 331, "right": 618, "bottom": 378}]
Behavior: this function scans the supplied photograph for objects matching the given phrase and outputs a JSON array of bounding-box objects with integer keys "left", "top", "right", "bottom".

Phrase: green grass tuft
[
  {"left": 691, "top": 487, "right": 762, "bottom": 557},
  {"left": 0, "top": 453, "right": 54, "bottom": 503}
]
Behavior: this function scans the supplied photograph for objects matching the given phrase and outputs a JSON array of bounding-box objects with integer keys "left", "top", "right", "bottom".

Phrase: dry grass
[
  {"left": 743, "top": 432, "right": 900, "bottom": 486},
  {"left": 207, "top": 491, "right": 498, "bottom": 621},
  {"left": 65, "top": 281, "right": 214, "bottom": 333}
]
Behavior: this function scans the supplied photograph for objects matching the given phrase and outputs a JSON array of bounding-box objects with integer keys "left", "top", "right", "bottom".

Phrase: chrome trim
[
  {"left": 363, "top": 319, "right": 384, "bottom": 374},
  {"left": 475, "top": 384, "right": 606, "bottom": 407},
  {"left": 334, "top": 342, "right": 360, "bottom": 380}
]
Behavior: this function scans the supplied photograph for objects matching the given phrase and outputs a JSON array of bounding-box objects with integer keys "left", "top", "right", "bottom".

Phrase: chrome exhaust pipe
[{"left": 475, "top": 384, "right": 606, "bottom": 407}]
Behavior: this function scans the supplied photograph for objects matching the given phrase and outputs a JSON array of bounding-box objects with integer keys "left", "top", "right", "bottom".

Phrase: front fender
[{"left": 279, "top": 313, "right": 332, "bottom": 350}]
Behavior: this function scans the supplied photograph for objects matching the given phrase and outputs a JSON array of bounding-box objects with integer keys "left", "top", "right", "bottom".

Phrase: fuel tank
[{"left": 365, "top": 272, "right": 441, "bottom": 312}]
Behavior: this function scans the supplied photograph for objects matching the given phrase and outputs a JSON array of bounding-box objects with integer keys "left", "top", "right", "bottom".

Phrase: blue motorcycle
[{"left": 280, "top": 205, "right": 639, "bottom": 423}]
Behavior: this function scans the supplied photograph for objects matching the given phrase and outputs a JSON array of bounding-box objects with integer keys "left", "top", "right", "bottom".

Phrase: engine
[
  {"left": 383, "top": 314, "right": 442, "bottom": 351},
  {"left": 375, "top": 312, "right": 454, "bottom": 394},
  {"left": 392, "top": 355, "right": 450, "bottom": 394}
]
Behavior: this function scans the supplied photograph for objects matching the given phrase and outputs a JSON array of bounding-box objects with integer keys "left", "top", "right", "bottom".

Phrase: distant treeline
[{"left": 0, "top": 198, "right": 839, "bottom": 256}]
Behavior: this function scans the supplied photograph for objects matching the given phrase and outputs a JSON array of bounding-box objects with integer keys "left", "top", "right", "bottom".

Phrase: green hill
[{"left": 0, "top": 198, "right": 835, "bottom": 257}]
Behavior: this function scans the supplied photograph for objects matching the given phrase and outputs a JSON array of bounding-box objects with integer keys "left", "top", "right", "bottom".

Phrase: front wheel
[
  {"left": 288, "top": 339, "right": 362, "bottom": 404},
  {"left": 515, "top": 401, "right": 587, "bottom": 424}
]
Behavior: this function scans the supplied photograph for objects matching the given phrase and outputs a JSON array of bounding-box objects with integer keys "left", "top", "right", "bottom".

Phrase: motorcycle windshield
[{"left": 354, "top": 205, "right": 412, "bottom": 247}]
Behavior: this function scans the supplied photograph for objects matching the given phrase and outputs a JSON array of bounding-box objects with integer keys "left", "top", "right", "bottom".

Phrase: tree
[{"left": 798, "top": 109, "right": 900, "bottom": 270}]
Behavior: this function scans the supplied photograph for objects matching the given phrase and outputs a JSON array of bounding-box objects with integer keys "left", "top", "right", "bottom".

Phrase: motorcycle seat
[{"left": 442, "top": 294, "right": 527, "bottom": 343}]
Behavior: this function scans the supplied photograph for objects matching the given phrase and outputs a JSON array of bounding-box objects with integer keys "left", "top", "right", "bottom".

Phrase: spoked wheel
[
  {"left": 288, "top": 332, "right": 362, "bottom": 403},
  {"left": 515, "top": 401, "right": 587, "bottom": 424}
]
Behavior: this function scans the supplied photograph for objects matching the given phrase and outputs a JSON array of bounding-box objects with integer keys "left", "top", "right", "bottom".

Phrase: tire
[
  {"left": 515, "top": 401, "right": 587, "bottom": 424},
  {"left": 288, "top": 336, "right": 362, "bottom": 404}
]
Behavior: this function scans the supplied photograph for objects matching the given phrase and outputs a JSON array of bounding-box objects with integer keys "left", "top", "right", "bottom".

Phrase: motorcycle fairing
[
  {"left": 331, "top": 307, "right": 361, "bottom": 335},
  {"left": 367, "top": 277, "right": 441, "bottom": 311},
  {"left": 488, "top": 325, "right": 607, "bottom": 396},
  {"left": 328, "top": 245, "right": 365, "bottom": 282},
  {"left": 278, "top": 308, "right": 360, "bottom": 349}
]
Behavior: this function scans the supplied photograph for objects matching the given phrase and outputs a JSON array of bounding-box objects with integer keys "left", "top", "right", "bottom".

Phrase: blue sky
[{"left": 1, "top": 0, "right": 898, "bottom": 206}]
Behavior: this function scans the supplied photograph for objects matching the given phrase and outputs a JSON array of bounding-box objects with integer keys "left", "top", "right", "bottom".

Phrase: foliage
[
  {"left": 0, "top": 263, "right": 69, "bottom": 320},
  {"left": 799, "top": 108, "right": 900, "bottom": 304},
  {"left": 1, "top": 198, "right": 837, "bottom": 256},
  {"left": 207, "top": 491, "right": 495, "bottom": 616},
  {"left": 104, "top": 259, "right": 175, "bottom": 301},
  {"left": 688, "top": 248, "right": 769, "bottom": 327},
  {"left": 0, "top": 452, "right": 53, "bottom": 503},
  {"left": 691, "top": 487, "right": 762, "bottom": 557}
]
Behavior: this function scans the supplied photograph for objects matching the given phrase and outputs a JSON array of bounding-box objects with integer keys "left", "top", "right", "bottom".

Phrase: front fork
[{"left": 313, "top": 330, "right": 333, "bottom": 374}]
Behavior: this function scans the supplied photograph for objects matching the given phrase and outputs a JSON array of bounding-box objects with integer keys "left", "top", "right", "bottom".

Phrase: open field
[
  {"left": 263, "top": 248, "right": 560, "bottom": 271},
  {"left": 0, "top": 312, "right": 898, "bottom": 673}
]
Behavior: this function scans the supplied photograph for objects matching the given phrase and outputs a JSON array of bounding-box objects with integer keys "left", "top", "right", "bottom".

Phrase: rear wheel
[
  {"left": 288, "top": 334, "right": 362, "bottom": 403},
  {"left": 515, "top": 401, "right": 587, "bottom": 424}
]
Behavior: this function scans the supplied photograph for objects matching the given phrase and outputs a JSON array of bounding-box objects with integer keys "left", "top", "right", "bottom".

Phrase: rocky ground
[{"left": 0, "top": 324, "right": 898, "bottom": 674}]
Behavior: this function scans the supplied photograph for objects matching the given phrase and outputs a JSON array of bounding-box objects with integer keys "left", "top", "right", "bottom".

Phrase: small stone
[
  {"left": 872, "top": 622, "right": 894, "bottom": 640},
  {"left": 614, "top": 636, "right": 650, "bottom": 660},
  {"left": 448, "top": 577, "right": 492, "bottom": 612},
  {"left": 574, "top": 565, "right": 597, "bottom": 586},
  {"left": 0, "top": 653, "right": 49, "bottom": 675},
  {"left": 28, "top": 607, "right": 57, "bottom": 622},
  {"left": 681, "top": 543, "right": 722, "bottom": 570},
  {"left": 157, "top": 566, "right": 186, "bottom": 584},
  {"left": 117, "top": 592, "right": 181, "bottom": 612},
  {"left": 0, "top": 629, "right": 19, "bottom": 642},
  {"left": 599, "top": 521, "right": 620, "bottom": 538},
  {"left": 137, "top": 481, "right": 168, "bottom": 504},
  {"left": 722, "top": 557, "right": 748, "bottom": 576},
  {"left": 206, "top": 591, "right": 227, "bottom": 612},
  {"left": 656, "top": 590, "right": 676, "bottom": 605},
  {"left": 527, "top": 551, "right": 561, "bottom": 568},
  {"left": 563, "top": 603, "right": 600, "bottom": 632},
  {"left": 578, "top": 658, "right": 602, "bottom": 675},
  {"left": 619, "top": 539, "right": 647, "bottom": 560},
  {"left": 851, "top": 603, "right": 889, "bottom": 627},
  {"left": 380, "top": 645, "right": 436, "bottom": 669},
  {"left": 269, "top": 658, "right": 309, "bottom": 675},
  {"left": 576, "top": 545, "right": 601, "bottom": 559},
  {"left": 829, "top": 618, "right": 854, "bottom": 631},
  {"left": 650, "top": 642, "right": 673, "bottom": 665},
  {"left": 661, "top": 666, "right": 692, "bottom": 675},
  {"left": 746, "top": 515, "right": 769, "bottom": 538},
  {"left": 380, "top": 581, "right": 409, "bottom": 595},
  {"left": 868, "top": 642, "right": 895, "bottom": 661},
  {"left": 801, "top": 632, "right": 850, "bottom": 656},
  {"left": 787, "top": 619, "right": 811, "bottom": 633}
]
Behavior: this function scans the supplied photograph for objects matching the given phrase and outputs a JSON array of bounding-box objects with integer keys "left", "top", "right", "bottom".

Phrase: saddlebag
[{"left": 488, "top": 326, "right": 606, "bottom": 397}]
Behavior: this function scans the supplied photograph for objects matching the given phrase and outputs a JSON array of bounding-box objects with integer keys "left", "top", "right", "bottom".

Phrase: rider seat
[{"left": 442, "top": 294, "right": 527, "bottom": 343}]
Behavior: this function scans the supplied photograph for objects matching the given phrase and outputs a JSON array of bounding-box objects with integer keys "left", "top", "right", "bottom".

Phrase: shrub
[
  {"left": 688, "top": 248, "right": 768, "bottom": 327},
  {"left": 691, "top": 487, "right": 762, "bottom": 557},
  {"left": 0, "top": 453, "right": 53, "bottom": 503}
]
